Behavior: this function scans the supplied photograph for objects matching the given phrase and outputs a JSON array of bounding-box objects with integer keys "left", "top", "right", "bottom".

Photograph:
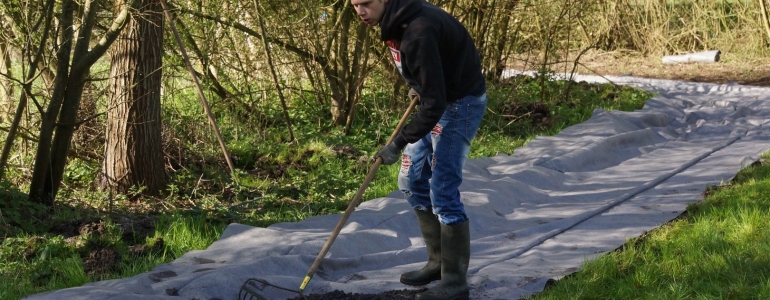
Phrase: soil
[
  {"left": 279, "top": 51, "right": 770, "bottom": 300},
  {"left": 47, "top": 215, "right": 158, "bottom": 277},
  {"left": 117, "top": 215, "right": 156, "bottom": 244},
  {"left": 50, "top": 219, "right": 101, "bottom": 239},
  {"left": 83, "top": 247, "right": 120, "bottom": 275},
  {"left": 287, "top": 289, "right": 428, "bottom": 300}
]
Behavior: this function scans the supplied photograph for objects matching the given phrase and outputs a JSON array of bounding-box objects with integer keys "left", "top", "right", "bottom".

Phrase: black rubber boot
[
  {"left": 400, "top": 209, "right": 442, "bottom": 286},
  {"left": 415, "top": 221, "right": 470, "bottom": 300}
]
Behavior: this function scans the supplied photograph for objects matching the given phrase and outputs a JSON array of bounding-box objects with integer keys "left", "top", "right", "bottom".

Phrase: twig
[
  {"left": 505, "top": 111, "right": 533, "bottom": 127},
  {"left": 228, "top": 197, "right": 265, "bottom": 210},
  {"left": 191, "top": 173, "right": 206, "bottom": 197}
]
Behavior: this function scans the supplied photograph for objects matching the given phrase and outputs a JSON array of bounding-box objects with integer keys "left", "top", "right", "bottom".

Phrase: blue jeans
[{"left": 398, "top": 93, "right": 487, "bottom": 225}]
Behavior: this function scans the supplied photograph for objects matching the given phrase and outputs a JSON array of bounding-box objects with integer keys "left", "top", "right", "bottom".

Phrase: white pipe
[{"left": 662, "top": 50, "right": 721, "bottom": 64}]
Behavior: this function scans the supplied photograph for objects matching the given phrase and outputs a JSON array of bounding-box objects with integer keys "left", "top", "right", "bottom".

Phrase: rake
[{"left": 239, "top": 94, "right": 419, "bottom": 300}]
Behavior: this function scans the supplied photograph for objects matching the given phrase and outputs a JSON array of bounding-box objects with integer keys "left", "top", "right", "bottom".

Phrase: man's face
[{"left": 351, "top": 0, "right": 388, "bottom": 26}]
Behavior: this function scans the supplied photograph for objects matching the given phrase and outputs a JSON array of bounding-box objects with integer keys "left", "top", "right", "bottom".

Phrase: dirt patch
[
  {"left": 83, "top": 247, "right": 120, "bottom": 276},
  {"left": 250, "top": 156, "right": 291, "bottom": 178},
  {"left": 128, "top": 237, "right": 165, "bottom": 256},
  {"left": 117, "top": 215, "right": 156, "bottom": 244},
  {"left": 50, "top": 220, "right": 93, "bottom": 239},
  {"left": 79, "top": 220, "right": 107, "bottom": 236},
  {"left": 333, "top": 145, "right": 363, "bottom": 160},
  {"left": 51, "top": 215, "right": 156, "bottom": 240},
  {"left": 498, "top": 98, "right": 552, "bottom": 128},
  {"left": 47, "top": 215, "right": 159, "bottom": 276}
]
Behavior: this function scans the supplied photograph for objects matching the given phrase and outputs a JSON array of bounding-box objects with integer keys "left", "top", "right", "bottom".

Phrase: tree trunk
[
  {"left": 29, "top": 0, "right": 137, "bottom": 204},
  {"left": 344, "top": 22, "right": 371, "bottom": 134},
  {"left": 489, "top": 0, "right": 518, "bottom": 81},
  {"left": 102, "top": 0, "right": 167, "bottom": 195},
  {"left": 323, "top": 3, "right": 372, "bottom": 128},
  {"left": 0, "top": 35, "right": 13, "bottom": 116},
  {"left": 328, "top": 1, "right": 355, "bottom": 126},
  {"left": 28, "top": 0, "right": 76, "bottom": 205}
]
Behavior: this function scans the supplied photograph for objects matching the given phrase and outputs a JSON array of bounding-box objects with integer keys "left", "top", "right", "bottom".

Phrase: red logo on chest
[{"left": 386, "top": 40, "right": 401, "bottom": 63}]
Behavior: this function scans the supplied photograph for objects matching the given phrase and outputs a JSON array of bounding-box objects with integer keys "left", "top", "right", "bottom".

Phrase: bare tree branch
[{"left": 174, "top": 5, "right": 328, "bottom": 66}]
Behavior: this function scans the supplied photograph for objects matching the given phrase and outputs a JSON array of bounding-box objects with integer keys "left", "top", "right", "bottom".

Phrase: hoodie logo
[{"left": 386, "top": 40, "right": 403, "bottom": 75}]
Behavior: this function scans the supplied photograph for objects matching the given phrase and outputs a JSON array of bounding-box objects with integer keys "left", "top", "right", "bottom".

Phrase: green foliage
[
  {"left": 62, "top": 158, "right": 99, "bottom": 188},
  {"left": 0, "top": 181, "right": 48, "bottom": 235},
  {"left": 471, "top": 72, "right": 652, "bottom": 158},
  {"left": 0, "top": 235, "right": 87, "bottom": 299}
]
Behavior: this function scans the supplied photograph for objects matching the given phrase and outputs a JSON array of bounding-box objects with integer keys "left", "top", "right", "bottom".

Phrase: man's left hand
[
  {"left": 408, "top": 88, "right": 419, "bottom": 100},
  {"left": 375, "top": 142, "right": 401, "bottom": 165}
]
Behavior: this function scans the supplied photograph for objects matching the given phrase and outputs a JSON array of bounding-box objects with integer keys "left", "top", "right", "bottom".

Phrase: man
[{"left": 352, "top": 0, "right": 487, "bottom": 299}]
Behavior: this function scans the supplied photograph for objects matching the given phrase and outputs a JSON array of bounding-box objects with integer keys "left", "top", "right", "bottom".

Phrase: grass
[
  {"left": 530, "top": 156, "right": 770, "bottom": 300},
  {"left": 0, "top": 74, "right": 655, "bottom": 299},
  {"left": 0, "top": 213, "right": 226, "bottom": 300}
]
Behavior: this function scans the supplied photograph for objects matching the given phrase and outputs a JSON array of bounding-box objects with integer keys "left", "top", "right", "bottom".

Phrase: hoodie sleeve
[{"left": 393, "top": 26, "right": 447, "bottom": 149}]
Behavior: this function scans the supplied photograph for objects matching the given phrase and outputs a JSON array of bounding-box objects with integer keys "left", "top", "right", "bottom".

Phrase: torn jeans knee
[{"left": 398, "top": 141, "right": 433, "bottom": 210}]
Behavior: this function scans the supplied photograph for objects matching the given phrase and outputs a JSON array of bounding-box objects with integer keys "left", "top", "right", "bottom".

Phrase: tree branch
[
  {"left": 79, "top": 0, "right": 141, "bottom": 70},
  {"left": 174, "top": 16, "right": 231, "bottom": 99},
  {"left": 173, "top": 5, "right": 328, "bottom": 66}
]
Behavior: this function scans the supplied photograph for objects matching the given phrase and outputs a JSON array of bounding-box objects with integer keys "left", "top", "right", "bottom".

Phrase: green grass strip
[{"left": 530, "top": 160, "right": 770, "bottom": 300}]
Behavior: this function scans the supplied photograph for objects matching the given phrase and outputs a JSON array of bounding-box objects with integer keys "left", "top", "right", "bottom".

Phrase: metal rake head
[
  {"left": 239, "top": 278, "right": 269, "bottom": 300},
  {"left": 239, "top": 277, "right": 305, "bottom": 300}
]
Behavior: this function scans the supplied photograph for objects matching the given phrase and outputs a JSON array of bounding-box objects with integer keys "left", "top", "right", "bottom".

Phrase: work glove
[
  {"left": 408, "top": 88, "right": 419, "bottom": 100},
  {"left": 375, "top": 142, "right": 401, "bottom": 165}
]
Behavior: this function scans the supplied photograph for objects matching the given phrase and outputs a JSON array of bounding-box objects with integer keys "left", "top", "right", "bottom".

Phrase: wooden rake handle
[{"left": 299, "top": 94, "right": 419, "bottom": 292}]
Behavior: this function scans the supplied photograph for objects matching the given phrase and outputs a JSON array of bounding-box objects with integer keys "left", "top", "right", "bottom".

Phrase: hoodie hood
[{"left": 380, "top": 0, "right": 423, "bottom": 41}]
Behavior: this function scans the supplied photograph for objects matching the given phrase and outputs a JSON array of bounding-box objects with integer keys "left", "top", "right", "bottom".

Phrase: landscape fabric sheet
[{"left": 24, "top": 74, "right": 770, "bottom": 300}]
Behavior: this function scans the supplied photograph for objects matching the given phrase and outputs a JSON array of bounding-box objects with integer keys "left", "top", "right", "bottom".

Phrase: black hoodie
[{"left": 380, "top": 0, "right": 486, "bottom": 149}]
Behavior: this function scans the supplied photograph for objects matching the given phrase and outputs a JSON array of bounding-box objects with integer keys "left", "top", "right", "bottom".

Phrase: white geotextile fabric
[{"left": 24, "top": 74, "right": 770, "bottom": 300}]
